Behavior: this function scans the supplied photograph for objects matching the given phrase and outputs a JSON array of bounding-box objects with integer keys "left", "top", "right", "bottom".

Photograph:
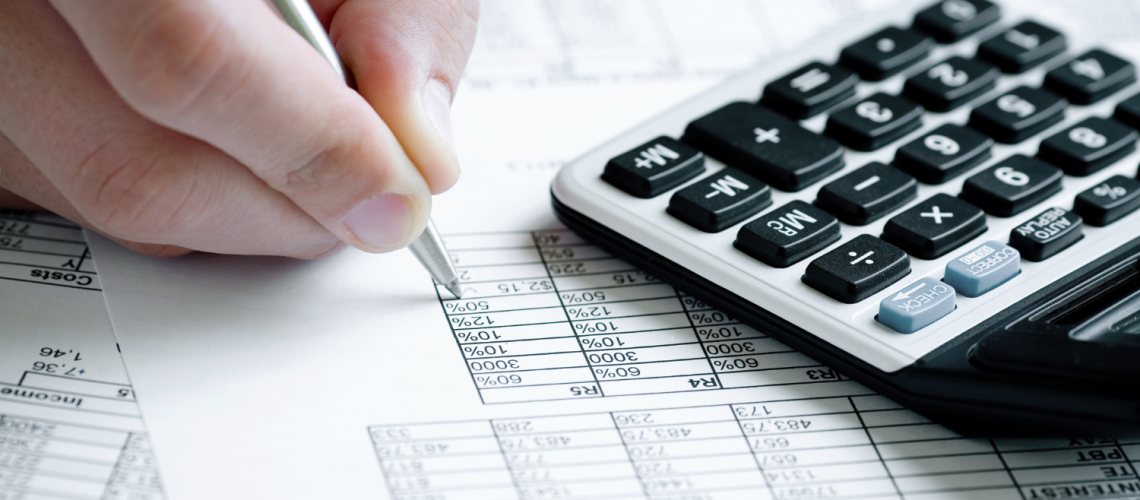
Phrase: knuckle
[
  {"left": 270, "top": 111, "right": 382, "bottom": 198},
  {"left": 71, "top": 138, "right": 203, "bottom": 242},
  {"left": 117, "top": 3, "right": 244, "bottom": 120}
]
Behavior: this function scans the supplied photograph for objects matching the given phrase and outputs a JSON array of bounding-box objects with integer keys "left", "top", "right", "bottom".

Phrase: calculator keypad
[
  {"left": 682, "top": 102, "right": 845, "bottom": 191},
  {"left": 825, "top": 93, "right": 924, "bottom": 151},
  {"left": 976, "top": 20, "right": 1067, "bottom": 73},
  {"left": 589, "top": 8, "right": 1140, "bottom": 317}
]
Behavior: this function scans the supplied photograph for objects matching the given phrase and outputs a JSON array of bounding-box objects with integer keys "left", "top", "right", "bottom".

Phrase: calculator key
[
  {"left": 1112, "top": 93, "right": 1140, "bottom": 130},
  {"left": 882, "top": 194, "right": 987, "bottom": 259},
  {"left": 976, "top": 20, "right": 1067, "bottom": 74},
  {"left": 1044, "top": 49, "right": 1137, "bottom": 105},
  {"left": 944, "top": 241, "right": 1020, "bottom": 297},
  {"left": 913, "top": 0, "right": 1001, "bottom": 43},
  {"left": 602, "top": 136, "right": 705, "bottom": 198},
  {"left": 903, "top": 56, "right": 999, "bottom": 112},
  {"left": 877, "top": 277, "right": 956, "bottom": 334},
  {"left": 1009, "top": 207, "right": 1083, "bottom": 262},
  {"left": 825, "top": 93, "right": 924, "bottom": 151},
  {"left": 667, "top": 168, "right": 772, "bottom": 233},
  {"left": 803, "top": 235, "right": 910, "bottom": 304},
  {"left": 839, "top": 27, "right": 935, "bottom": 81},
  {"left": 760, "top": 62, "right": 859, "bottom": 119},
  {"left": 735, "top": 200, "right": 841, "bottom": 268},
  {"left": 682, "top": 102, "right": 845, "bottom": 191},
  {"left": 967, "top": 86, "right": 1066, "bottom": 144},
  {"left": 959, "top": 155, "right": 1063, "bottom": 217},
  {"left": 815, "top": 162, "right": 918, "bottom": 225},
  {"left": 1073, "top": 175, "right": 1140, "bottom": 226},
  {"left": 893, "top": 124, "right": 993, "bottom": 184},
  {"left": 1036, "top": 117, "right": 1138, "bottom": 176}
]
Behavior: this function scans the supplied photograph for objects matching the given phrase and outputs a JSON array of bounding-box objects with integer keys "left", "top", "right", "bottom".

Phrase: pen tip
[{"left": 445, "top": 280, "right": 463, "bottom": 298}]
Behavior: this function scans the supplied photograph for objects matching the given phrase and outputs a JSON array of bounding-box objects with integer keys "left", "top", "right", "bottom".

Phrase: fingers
[
  {"left": 325, "top": 0, "right": 479, "bottom": 194},
  {"left": 0, "top": 131, "right": 193, "bottom": 257},
  {"left": 48, "top": 0, "right": 433, "bottom": 254},
  {"left": 0, "top": 1, "right": 341, "bottom": 258}
]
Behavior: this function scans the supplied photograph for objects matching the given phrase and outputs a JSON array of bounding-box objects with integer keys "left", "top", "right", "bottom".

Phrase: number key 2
[
  {"left": 959, "top": 154, "right": 1062, "bottom": 217},
  {"left": 735, "top": 200, "right": 840, "bottom": 268},
  {"left": 903, "top": 56, "right": 999, "bottom": 112}
]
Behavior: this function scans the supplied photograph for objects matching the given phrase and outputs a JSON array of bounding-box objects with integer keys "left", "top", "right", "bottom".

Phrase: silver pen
[{"left": 271, "top": 0, "right": 463, "bottom": 298}]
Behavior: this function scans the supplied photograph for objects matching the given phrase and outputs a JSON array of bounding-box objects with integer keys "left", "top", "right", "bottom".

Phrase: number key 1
[{"left": 959, "top": 154, "right": 1062, "bottom": 216}]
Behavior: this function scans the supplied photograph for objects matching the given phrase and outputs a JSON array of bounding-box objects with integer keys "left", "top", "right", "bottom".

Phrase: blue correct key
[
  {"left": 944, "top": 241, "right": 1021, "bottom": 298},
  {"left": 878, "top": 277, "right": 956, "bottom": 334}
]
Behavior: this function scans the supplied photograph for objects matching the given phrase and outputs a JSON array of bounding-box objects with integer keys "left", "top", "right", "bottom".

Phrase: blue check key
[
  {"left": 944, "top": 241, "right": 1021, "bottom": 298},
  {"left": 878, "top": 277, "right": 956, "bottom": 333}
]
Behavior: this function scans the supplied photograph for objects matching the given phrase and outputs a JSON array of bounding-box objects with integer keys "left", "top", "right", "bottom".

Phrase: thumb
[{"left": 328, "top": 0, "right": 479, "bottom": 195}]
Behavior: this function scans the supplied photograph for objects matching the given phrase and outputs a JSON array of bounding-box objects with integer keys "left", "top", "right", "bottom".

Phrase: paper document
[
  {"left": 83, "top": 0, "right": 1140, "bottom": 499},
  {"left": 0, "top": 212, "right": 164, "bottom": 500}
]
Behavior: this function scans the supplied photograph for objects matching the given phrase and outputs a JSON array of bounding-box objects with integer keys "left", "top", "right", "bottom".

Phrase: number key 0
[{"left": 959, "top": 154, "right": 1063, "bottom": 217}]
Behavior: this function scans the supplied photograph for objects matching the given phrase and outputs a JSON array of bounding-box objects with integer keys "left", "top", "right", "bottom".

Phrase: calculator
[{"left": 551, "top": 0, "right": 1140, "bottom": 434}]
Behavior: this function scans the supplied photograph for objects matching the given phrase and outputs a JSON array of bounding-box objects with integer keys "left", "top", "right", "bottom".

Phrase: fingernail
[
  {"left": 343, "top": 194, "right": 414, "bottom": 250},
  {"left": 423, "top": 79, "right": 455, "bottom": 151}
]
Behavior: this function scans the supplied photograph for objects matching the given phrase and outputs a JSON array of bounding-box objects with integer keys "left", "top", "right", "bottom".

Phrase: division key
[{"left": 804, "top": 235, "right": 911, "bottom": 304}]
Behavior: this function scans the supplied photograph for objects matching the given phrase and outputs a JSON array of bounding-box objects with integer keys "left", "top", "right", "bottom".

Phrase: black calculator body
[{"left": 551, "top": 0, "right": 1140, "bottom": 434}]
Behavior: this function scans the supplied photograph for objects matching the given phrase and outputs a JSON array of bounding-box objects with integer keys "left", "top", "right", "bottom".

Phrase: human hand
[{"left": 0, "top": 0, "right": 478, "bottom": 257}]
